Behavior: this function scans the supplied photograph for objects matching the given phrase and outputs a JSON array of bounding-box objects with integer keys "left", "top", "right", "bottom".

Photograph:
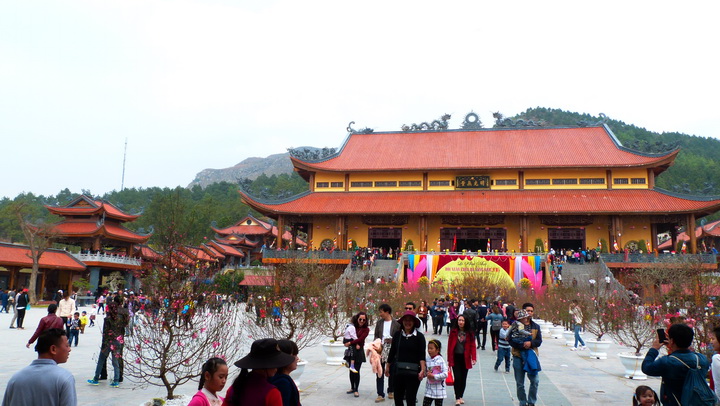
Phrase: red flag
[{"left": 452, "top": 234, "right": 457, "bottom": 252}]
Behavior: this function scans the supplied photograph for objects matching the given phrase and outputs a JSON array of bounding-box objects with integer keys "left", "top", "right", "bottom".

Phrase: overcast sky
[{"left": 1, "top": 1, "right": 718, "bottom": 199}]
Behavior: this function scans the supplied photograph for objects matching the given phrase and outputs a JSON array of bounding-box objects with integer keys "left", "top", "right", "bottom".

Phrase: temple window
[
  {"left": 552, "top": 178, "right": 578, "bottom": 185},
  {"left": 631, "top": 178, "right": 646, "bottom": 184},
  {"left": 429, "top": 180, "right": 451, "bottom": 186},
  {"left": 351, "top": 181, "right": 373, "bottom": 187},
  {"left": 526, "top": 179, "right": 551, "bottom": 185},
  {"left": 316, "top": 182, "right": 329, "bottom": 188},
  {"left": 495, "top": 179, "right": 517, "bottom": 185},
  {"left": 613, "top": 178, "right": 629, "bottom": 184},
  {"left": 330, "top": 182, "right": 344, "bottom": 188},
  {"left": 399, "top": 181, "right": 422, "bottom": 187},
  {"left": 580, "top": 178, "right": 605, "bottom": 184},
  {"left": 375, "top": 181, "right": 397, "bottom": 187}
]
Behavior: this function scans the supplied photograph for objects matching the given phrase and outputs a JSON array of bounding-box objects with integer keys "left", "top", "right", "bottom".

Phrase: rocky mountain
[{"left": 188, "top": 153, "right": 295, "bottom": 188}]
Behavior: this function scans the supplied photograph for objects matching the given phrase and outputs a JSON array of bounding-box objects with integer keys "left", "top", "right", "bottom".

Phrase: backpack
[
  {"left": 670, "top": 354, "right": 717, "bottom": 406},
  {"left": 491, "top": 318, "right": 502, "bottom": 331}
]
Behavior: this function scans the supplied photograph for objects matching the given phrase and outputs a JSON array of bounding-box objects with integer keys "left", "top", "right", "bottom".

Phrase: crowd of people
[{"left": 4, "top": 287, "right": 720, "bottom": 406}]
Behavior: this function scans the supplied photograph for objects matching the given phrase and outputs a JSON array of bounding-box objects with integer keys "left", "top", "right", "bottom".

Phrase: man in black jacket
[{"left": 476, "top": 300, "right": 489, "bottom": 350}]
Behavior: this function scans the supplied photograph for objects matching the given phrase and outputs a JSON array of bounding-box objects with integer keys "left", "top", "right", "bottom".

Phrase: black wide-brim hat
[
  {"left": 398, "top": 310, "right": 421, "bottom": 329},
  {"left": 234, "top": 338, "right": 296, "bottom": 369}
]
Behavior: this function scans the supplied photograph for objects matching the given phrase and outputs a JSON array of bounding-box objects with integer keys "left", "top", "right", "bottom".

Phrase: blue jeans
[
  {"left": 94, "top": 346, "right": 121, "bottom": 383},
  {"left": 513, "top": 355, "right": 539, "bottom": 406},
  {"left": 68, "top": 329, "right": 79, "bottom": 346},
  {"left": 495, "top": 347, "right": 511, "bottom": 371},
  {"left": 573, "top": 324, "right": 585, "bottom": 348}
]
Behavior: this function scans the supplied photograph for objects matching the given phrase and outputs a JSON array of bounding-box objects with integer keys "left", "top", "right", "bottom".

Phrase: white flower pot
[
  {"left": 290, "top": 360, "right": 307, "bottom": 386},
  {"left": 322, "top": 342, "right": 346, "bottom": 365},
  {"left": 563, "top": 330, "right": 585, "bottom": 346},
  {"left": 549, "top": 326, "right": 565, "bottom": 339},
  {"left": 585, "top": 339, "right": 612, "bottom": 360},
  {"left": 618, "top": 352, "right": 647, "bottom": 380},
  {"left": 539, "top": 322, "right": 552, "bottom": 336}
]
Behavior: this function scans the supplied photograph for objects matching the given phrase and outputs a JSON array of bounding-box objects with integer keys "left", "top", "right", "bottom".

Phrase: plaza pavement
[{"left": 1, "top": 305, "right": 660, "bottom": 406}]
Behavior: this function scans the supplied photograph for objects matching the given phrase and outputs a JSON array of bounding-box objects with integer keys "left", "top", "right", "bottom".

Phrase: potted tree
[
  {"left": 609, "top": 303, "right": 659, "bottom": 380},
  {"left": 582, "top": 294, "right": 618, "bottom": 360}
]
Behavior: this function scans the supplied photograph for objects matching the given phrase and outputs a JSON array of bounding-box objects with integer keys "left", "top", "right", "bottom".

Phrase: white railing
[{"left": 72, "top": 252, "right": 142, "bottom": 267}]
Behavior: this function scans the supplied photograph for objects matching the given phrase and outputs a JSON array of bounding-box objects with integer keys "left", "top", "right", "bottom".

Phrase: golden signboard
[{"left": 456, "top": 175, "right": 490, "bottom": 189}]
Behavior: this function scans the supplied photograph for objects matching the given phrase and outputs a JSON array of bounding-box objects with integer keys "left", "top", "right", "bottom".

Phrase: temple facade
[{"left": 241, "top": 116, "right": 720, "bottom": 257}]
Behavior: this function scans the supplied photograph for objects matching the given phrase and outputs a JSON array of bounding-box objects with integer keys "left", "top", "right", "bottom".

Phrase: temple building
[
  {"left": 44, "top": 195, "right": 151, "bottom": 291},
  {"left": 212, "top": 215, "right": 306, "bottom": 264},
  {"left": 241, "top": 114, "right": 720, "bottom": 262}
]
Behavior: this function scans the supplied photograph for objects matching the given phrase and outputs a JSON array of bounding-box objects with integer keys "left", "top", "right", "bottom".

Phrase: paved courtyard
[{"left": 1, "top": 305, "right": 661, "bottom": 405}]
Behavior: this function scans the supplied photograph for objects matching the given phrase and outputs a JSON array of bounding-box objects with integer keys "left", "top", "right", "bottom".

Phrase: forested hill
[{"left": 512, "top": 108, "right": 720, "bottom": 196}]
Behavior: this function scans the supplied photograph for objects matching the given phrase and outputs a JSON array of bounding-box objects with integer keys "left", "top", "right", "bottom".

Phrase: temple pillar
[
  {"left": 8, "top": 266, "right": 19, "bottom": 289},
  {"left": 40, "top": 270, "right": 47, "bottom": 300},
  {"left": 336, "top": 216, "right": 347, "bottom": 250},
  {"left": 92, "top": 236, "right": 101, "bottom": 252},
  {"left": 688, "top": 213, "right": 697, "bottom": 254},
  {"left": 88, "top": 267, "right": 101, "bottom": 292},
  {"left": 419, "top": 216, "right": 428, "bottom": 251},
  {"left": 520, "top": 216, "right": 529, "bottom": 253},
  {"left": 68, "top": 272, "right": 74, "bottom": 295},
  {"left": 650, "top": 223, "right": 658, "bottom": 252},
  {"left": 670, "top": 227, "right": 678, "bottom": 253},
  {"left": 276, "top": 215, "right": 285, "bottom": 250},
  {"left": 124, "top": 272, "right": 133, "bottom": 290}
]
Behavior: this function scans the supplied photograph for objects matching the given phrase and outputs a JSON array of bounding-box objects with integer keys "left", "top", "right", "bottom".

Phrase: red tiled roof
[
  {"left": 212, "top": 216, "right": 272, "bottom": 236},
  {"left": 239, "top": 275, "right": 274, "bottom": 286},
  {"left": 209, "top": 241, "right": 245, "bottom": 257},
  {"left": 242, "top": 189, "right": 720, "bottom": 216},
  {"left": 50, "top": 221, "right": 151, "bottom": 243},
  {"left": 46, "top": 196, "right": 140, "bottom": 222},
  {"left": 0, "top": 243, "right": 86, "bottom": 271},
  {"left": 292, "top": 126, "right": 678, "bottom": 172},
  {"left": 658, "top": 219, "right": 720, "bottom": 249},
  {"left": 202, "top": 244, "right": 226, "bottom": 260},
  {"left": 135, "top": 245, "right": 162, "bottom": 260}
]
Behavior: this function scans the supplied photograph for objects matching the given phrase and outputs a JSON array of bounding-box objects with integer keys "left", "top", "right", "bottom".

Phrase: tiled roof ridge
[
  {"left": 290, "top": 124, "right": 678, "bottom": 165},
  {"left": 654, "top": 187, "right": 720, "bottom": 202}
]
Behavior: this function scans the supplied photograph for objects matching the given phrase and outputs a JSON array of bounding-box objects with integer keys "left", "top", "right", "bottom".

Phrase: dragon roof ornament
[{"left": 401, "top": 114, "right": 451, "bottom": 132}]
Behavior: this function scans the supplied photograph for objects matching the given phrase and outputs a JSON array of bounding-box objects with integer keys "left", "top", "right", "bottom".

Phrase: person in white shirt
[{"left": 373, "top": 304, "right": 400, "bottom": 403}]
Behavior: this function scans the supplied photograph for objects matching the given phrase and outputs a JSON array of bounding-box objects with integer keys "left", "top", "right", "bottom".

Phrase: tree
[
  {"left": 13, "top": 202, "right": 57, "bottom": 304},
  {"left": 123, "top": 191, "right": 245, "bottom": 399}
]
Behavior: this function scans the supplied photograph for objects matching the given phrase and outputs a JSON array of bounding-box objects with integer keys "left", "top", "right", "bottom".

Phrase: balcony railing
[
  {"left": 600, "top": 253, "right": 717, "bottom": 264},
  {"left": 72, "top": 252, "right": 142, "bottom": 267},
  {"left": 261, "top": 249, "right": 354, "bottom": 260}
]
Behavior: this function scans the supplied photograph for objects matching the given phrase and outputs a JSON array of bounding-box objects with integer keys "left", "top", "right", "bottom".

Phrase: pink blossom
[
  {"left": 192, "top": 332, "right": 198, "bottom": 339},
  {"left": 212, "top": 341, "right": 220, "bottom": 349},
  {"left": 298, "top": 334, "right": 304, "bottom": 339},
  {"left": 116, "top": 336, "right": 124, "bottom": 344},
  {"left": 135, "top": 357, "right": 141, "bottom": 364}
]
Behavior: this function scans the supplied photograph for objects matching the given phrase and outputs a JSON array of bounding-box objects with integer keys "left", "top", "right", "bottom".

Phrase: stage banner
[{"left": 431, "top": 255, "right": 515, "bottom": 291}]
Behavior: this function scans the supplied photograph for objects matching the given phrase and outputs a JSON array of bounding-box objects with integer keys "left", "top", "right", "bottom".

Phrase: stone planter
[
  {"left": 539, "top": 321, "right": 552, "bottom": 336},
  {"left": 290, "top": 360, "right": 307, "bottom": 386},
  {"left": 549, "top": 325, "right": 565, "bottom": 339},
  {"left": 564, "top": 330, "right": 585, "bottom": 347},
  {"left": 618, "top": 352, "right": 647, "bottom": 380},
  {"left": 322, "top": 342, "right": 346, "bottom": 365},
  {"left": 585, "top": 339, "right": 612, "bottom": 360}
]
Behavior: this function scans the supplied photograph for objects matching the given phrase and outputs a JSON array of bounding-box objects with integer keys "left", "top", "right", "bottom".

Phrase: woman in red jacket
[
  {"left": 345, "top": 311, "right": 370, "bottom": 397},
  {"left": 447, "top": 315, "right": 476, "bottom": 405}
]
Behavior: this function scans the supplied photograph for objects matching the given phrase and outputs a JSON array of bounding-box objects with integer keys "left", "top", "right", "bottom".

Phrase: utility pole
[{"left": 121, "top": 138, "right": 128, "bottom": 191}]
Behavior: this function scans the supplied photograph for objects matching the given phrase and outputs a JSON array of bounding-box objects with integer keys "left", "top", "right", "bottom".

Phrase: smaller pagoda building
[
  {"left": 212, "top": 215, "right": 306, "bottom": 265},
  {"left": 45, "top": 195, "right": 151, "bottom": 292}
]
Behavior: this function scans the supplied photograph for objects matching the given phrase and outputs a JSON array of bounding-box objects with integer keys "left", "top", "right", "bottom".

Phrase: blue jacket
[{"left": 641, "top": 348, "right": 710, "bottom": 406}]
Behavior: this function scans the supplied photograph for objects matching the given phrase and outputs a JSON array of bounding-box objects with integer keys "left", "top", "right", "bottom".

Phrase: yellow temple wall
[
  {"left": 346, "top": 218, "right": 370, "bottom": 247},
  {"left": 523, "top": 169, "right": 609, "bottom": 190},
  {"left": 490, "top": 170, "right": 519, "bottom": 190},
  {"left": 313, "top": 173, "right": 346, "bottom": 191},
  {"left": 310, "top": 217, "right": 338, "bottom": 249},
  {"left": 611, "top": 168, "right": 649, "bottom": 189}
]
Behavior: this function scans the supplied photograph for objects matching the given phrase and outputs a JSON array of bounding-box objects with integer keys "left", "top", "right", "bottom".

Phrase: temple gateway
[{"left": 241, "top": 114, "right": 720, "bottom": 261}]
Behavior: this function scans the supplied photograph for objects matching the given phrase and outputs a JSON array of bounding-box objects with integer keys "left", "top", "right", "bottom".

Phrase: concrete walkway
[{"left": 0, "top": 307, "right": 659, "bottom": 405}]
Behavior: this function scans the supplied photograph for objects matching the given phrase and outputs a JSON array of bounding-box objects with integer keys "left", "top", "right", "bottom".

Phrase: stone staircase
[{"left": 340, "top": 259, "right": 399, "bottom": 283}]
